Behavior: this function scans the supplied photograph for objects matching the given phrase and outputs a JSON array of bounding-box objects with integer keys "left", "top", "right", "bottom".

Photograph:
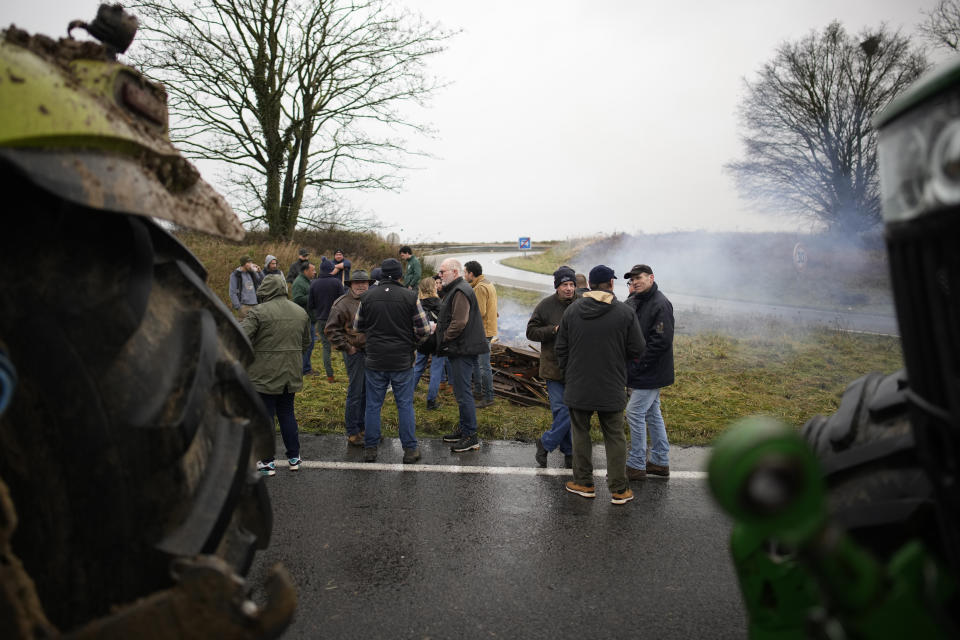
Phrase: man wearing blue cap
[{"left": 556, "top": 265, "right": 645, "bottom": 505}]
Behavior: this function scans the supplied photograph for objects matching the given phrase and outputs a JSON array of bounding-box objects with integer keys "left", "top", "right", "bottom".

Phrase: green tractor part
[
  {"left": 0, "top": 5, "right": 243, "bottom": 241},
  {"left": 1, "top": 5, "right": 293, "bottom": 638},
  {"left": 709, "top": 417, "right": 955, "bottom": 638}
]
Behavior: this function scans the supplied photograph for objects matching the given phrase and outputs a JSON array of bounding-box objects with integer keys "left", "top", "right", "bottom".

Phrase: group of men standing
[
  {"left": 529, "top": 263, "right": 675, "bottom": 505},
  {"left": 231, "top": 244, "right": 675, "bottom": 508}
]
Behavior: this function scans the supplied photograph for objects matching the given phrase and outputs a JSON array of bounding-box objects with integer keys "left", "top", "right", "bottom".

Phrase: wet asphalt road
[{"left": 249, "top": 433, "right": 747, "bottom": 639}]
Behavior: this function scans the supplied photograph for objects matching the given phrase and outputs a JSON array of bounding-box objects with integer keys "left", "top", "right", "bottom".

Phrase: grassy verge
[{"left": 296, "top": 325, "right": 903, "bottom": 447}]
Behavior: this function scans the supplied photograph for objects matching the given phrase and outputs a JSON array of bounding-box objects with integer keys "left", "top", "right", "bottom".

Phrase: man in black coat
[
  {"left": 307, "top": 258, "right": 345, "bottom": 382},
  {"left": 623, "top": 264, "right": 675, "bottom": 480},
  {"left": 556, "top": 265, "right": 645, "bottom": 505},
  {"left": 354, "top": 258, "right": 432, "bottom": 463}
]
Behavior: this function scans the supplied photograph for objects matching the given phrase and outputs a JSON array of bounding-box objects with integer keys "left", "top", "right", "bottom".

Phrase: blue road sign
[{"left": 518, "top": 237, "right": 531, "bottom": 250}]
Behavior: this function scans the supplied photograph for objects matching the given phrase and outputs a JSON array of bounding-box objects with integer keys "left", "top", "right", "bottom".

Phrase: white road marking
[{"left": 283, "top": 460, "right": 706, "bottom": 479}]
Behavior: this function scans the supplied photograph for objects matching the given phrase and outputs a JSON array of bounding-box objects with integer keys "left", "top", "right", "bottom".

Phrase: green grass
[{"left": 296, "top": 325, "right": 903, "bottom": 446}]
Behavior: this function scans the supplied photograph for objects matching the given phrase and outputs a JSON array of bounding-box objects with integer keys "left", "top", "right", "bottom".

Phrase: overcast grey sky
[{"left": 4, "top": 1, "right": 943, "bottom": 244}]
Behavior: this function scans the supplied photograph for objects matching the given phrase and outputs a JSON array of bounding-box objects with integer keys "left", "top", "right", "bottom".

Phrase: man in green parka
[{"left": 241, "top": 274, "right": 312, "bottom": 476}]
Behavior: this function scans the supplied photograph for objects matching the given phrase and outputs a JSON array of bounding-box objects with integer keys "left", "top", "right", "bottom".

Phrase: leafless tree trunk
[
  {"left": 128, "top": 0, "right": 454, "bottom": 239},
  {"left": 919, "top": 0, "right": 960, "bottom": 51},
  {"left": 726, "top": 22, "right": 926, "bottom": 235}
]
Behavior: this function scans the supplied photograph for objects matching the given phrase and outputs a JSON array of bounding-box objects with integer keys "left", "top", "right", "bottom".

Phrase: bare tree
[
  {"left": 919, "top": 0, "right": 960, "bottom": 51},
  {"left": 726, "top": 21, "right": 926, "bottom": 235},
  {"left": 129, "top": 0, "right": 454, "bottom": 239}
]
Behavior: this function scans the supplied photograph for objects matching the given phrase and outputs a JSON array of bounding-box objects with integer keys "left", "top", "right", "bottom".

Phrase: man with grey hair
[{"left": 436, "top": 258, "right": 489, "bottom": 452}]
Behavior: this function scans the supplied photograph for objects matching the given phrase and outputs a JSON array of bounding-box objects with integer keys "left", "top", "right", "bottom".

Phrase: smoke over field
[{"left": 567, "top": 232, "right": 893, "bottom": 315}]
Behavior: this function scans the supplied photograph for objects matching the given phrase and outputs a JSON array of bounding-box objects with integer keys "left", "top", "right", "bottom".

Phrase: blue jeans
[
  {"left": 302, "top": 321, "right": 316, "bottom": 374},
  {"left": 315, "top": 320, "right": 334, "bottom": 377},
  {"left": 414, "top": 353, "right": 448, "bottom": 402},
  {"left": 626, "top": 388, "right": 670, "bottom": 470},
  {"left": 540, "top": 379, "right": 572, "bottom": 455},
  {"left": 364, "top": 367, "right": 417, "bottom": 449},
  {"left": 343, "top": 350, "right": 366, "bottom": 436},
  {"left": 448, "top": 355, "right": 478, "bottom": 437},
  {"left": 472, "top": 337, "right": 494, "bottom": 400},
  {"left": 258, "top": 391, "right": 299, "bottom": 461}
]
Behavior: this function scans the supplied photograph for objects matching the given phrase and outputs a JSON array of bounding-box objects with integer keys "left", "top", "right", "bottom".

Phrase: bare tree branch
[
  {"left": 726, "top": 21, "right": 927, "bottom": 235},
  {"left": 919, "top": 0, "right": 960, "bottom": 51},
  {"left": 128, "top": 0, "right": 455, "bottom": 238}
]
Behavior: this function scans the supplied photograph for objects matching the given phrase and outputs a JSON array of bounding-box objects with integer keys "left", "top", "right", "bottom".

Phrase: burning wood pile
[{"left": 489, "top": 343, "right": 549, "bottom": 407}]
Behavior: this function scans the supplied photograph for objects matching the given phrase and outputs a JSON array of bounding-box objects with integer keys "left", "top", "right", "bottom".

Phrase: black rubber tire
[
  {"left": 0, "top": 176, "right": 275, "bottom": 630},
  {"left": 802, "top": 369, "right": 941, "bottom": 559}
]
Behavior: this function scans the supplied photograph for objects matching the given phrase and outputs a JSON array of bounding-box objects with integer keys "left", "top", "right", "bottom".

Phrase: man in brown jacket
[
  {"left": 324, "top": 269, "right": 375, "bottom": 446},
  {"left": 464, "top": 260, "right": 498, "bottom": 408}
]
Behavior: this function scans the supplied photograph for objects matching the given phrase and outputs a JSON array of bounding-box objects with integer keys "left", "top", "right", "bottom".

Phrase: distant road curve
[{"left": 427, "top": 250, "right": 900, "bottom": 337}]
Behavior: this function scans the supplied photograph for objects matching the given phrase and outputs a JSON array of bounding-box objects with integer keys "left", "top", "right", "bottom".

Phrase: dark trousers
[
  {"left": 343, "top": 350, "right": 366, "bottom": 436},
  {"left": 569, "top": 408, "right": 628, "bottom": 493},
  {"left": 448, "top": 355, "right": 478, "bottom": 437},
  {"left": 259, "top": 391, "right": 300, "bottom": 460}
]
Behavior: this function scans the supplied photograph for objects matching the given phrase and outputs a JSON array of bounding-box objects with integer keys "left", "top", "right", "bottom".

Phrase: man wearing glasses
[
  {"left": 435, "top": 259, "right": 489, "bottom": 452},
  {"left": 623, "top": 264, "right": 675, "bottom": 481}
]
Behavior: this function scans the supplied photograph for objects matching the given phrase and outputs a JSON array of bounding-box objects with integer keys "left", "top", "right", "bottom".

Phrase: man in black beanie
[
  {"left": 354, "top": 258, "right": 432, "bottom": 463},
  {"left": 527, "top": 266, "right": 579, "bottom": 468}
]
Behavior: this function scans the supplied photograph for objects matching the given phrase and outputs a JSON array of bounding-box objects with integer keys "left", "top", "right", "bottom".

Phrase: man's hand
[{"left": 346, "top": 345, "right": 357, "bottom": 355}]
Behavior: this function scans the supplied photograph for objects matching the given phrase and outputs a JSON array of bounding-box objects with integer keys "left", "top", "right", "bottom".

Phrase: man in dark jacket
[
  {"left": 527, "top": 266, "right": 579, "bottom": 468},
  {"left": 325, "top": 269, "right": 375, "bottom": 447},
  {"left": 623, "top": 264, "right": 675, "bottom": 480},
  {"left": 286, "top": 247, "right": 311, "bottom": 284},
  {"left": 354, "top": 258, "right": 432, "bottom": 463},
  {"left": 241, "top": 274, "right": 312, "bottom": 476},
  {"left": 308, "top": 258, "right": 345, "bottom": 382},
  {"left": 436, "top": 258, "right": 489, "bottom": 453},
  {"left": 556, "top": 265, "right": 645, "bottom": 505},
  {"left": 331, "top": 249, "right": 352, "bottom": 285},
  {"left": 292, "top": 262, "right": 316, "bottom": 375}
]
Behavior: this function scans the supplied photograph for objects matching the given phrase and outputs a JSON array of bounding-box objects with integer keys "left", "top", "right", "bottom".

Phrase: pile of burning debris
[{"left": 489, "top": 343, "right": 549, "bottom": 407}]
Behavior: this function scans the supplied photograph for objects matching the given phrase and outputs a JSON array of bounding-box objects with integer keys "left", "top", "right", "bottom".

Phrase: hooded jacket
[
  {"left": 263, "top": 254, "right": 281, "bottom": 276},
  {"left": 525, "top": 290, "right": 578, "bottom": 381},
  {"left": 240, "top": 274, "right": 312, "bottom": 394},
  {"left": 625, "top": 281, "right": 675, "bottom": 389},
  {"left": 556, "top": 290, "right": 645, "bottom": 412},
  {"left": 307, "top": 269, "right": 345, "bottom": 323}
]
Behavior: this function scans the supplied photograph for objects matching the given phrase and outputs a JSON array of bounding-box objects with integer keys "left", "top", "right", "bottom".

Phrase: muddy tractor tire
[
  {"left": 0, "top": 175, "right": 275, "bottom": 631},
  {"left": 802, "top": 370, "right": 941, "bottom": 560}
]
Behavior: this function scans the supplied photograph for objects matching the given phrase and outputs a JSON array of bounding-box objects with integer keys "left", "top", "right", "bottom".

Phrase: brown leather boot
[
  {"left": 646, "top": 462, "right": 670, "bottom": 477},
  {"left": 626, "top": 466, "right": 647, "bottom": 481}
]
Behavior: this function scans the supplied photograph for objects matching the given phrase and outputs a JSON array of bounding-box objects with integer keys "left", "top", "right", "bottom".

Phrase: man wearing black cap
[
  {"left": 308, "top": 258, "right": 345, "bottom": 382},
  {"left": 527, "top": 266, "right": 579, "bottom": 468},
  {"left": 556, "top": 265, "right": 644, "bottom": 505},
  {"left": 354, "top": 258, "right": 433, "bottom": 463},
  {"left": 623, "top": 264, "right": 675, "bottom": 480},
  {"left": 286, "top": 247, "right": 311, "bottom": 284},
  {"left": 331, "top": 249, "right": 352, "bottom": 285}
]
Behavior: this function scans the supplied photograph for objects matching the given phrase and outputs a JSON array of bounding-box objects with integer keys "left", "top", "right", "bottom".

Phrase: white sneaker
[
  {"left": 257, "top": 460, "right": 276, "bottom": 476},
  {"left": 288, "top": 457, "right": 301, "bottom": 471}
]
